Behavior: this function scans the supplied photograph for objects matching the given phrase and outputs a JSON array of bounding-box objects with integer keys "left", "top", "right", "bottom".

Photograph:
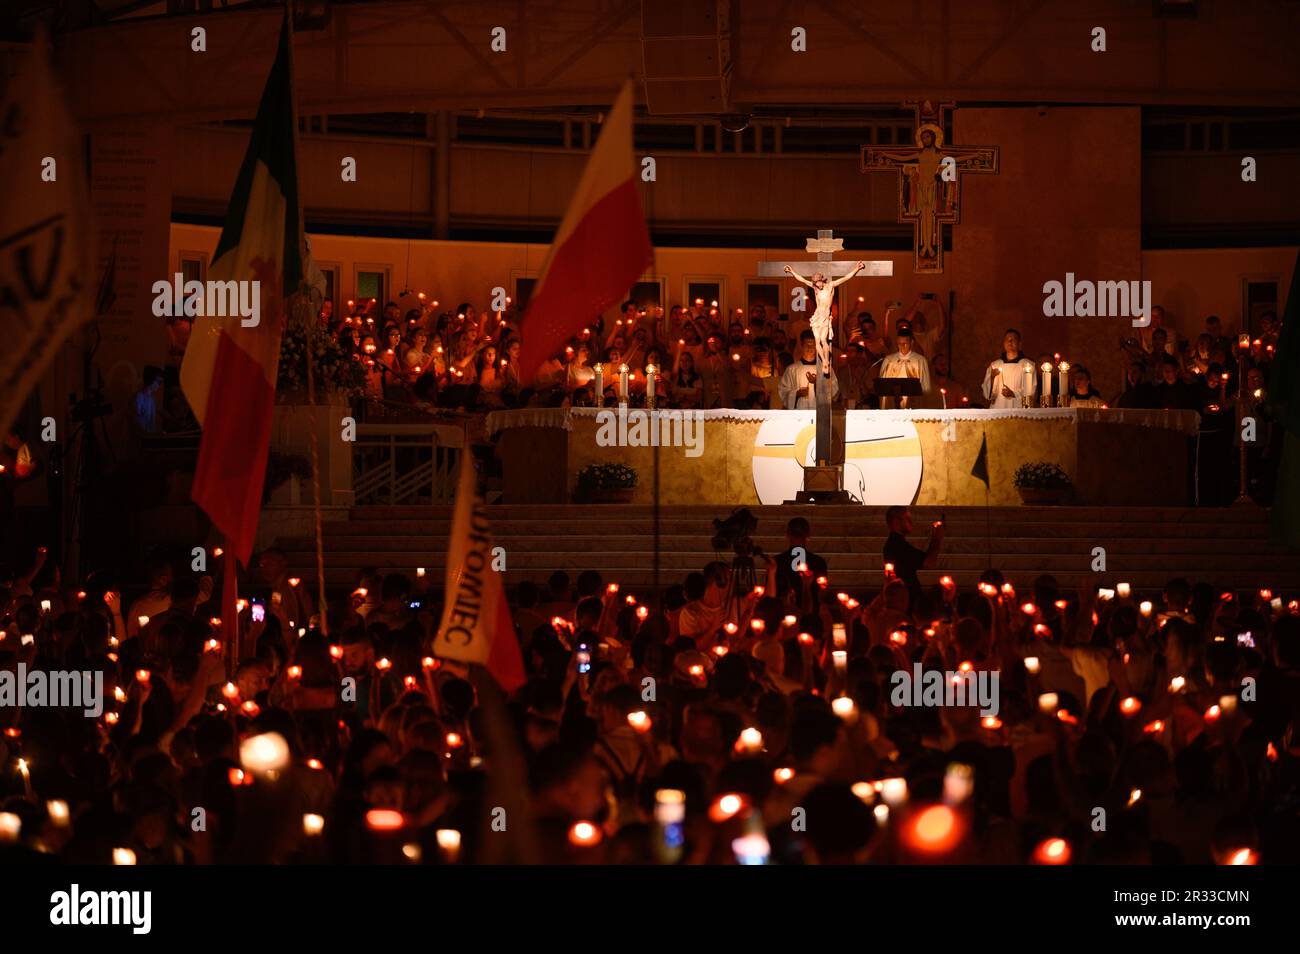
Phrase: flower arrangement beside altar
[
  {"left": 1013, "top": 461, "right": 1073, "bottom": 505},
  {"left": 576, "top": 463, "right": 638, "bottom": 503},
  {"left": 277, "top": 326, "right": 368, "bottom": 402}
]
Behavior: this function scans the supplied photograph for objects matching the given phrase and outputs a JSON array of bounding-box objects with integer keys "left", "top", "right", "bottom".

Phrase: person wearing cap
[{"left": 877, "top": 324, "right": 932, "bottom": 406}]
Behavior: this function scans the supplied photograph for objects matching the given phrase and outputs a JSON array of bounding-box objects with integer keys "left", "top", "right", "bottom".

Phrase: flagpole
[{"left": 280, "top": 1, "right": 329, "bottom": 637}]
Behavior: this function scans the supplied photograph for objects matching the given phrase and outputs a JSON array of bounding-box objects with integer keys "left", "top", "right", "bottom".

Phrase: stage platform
[
  {"left": 274, "top": 503, "right": 1300, "bottom": 593},
  {"left": 485, "top": 407, "right": 1201, "bottom": 507}
]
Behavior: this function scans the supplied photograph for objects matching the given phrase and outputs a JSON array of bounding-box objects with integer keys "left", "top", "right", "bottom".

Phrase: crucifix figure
[
  {"left": 758, "top": 231, "right": 892, "bottom": 500},
  {"left": 784, "top": 261, "right": 864, "bottom": 379},
  {"left": 861, "top": 100, "right": 999, "bottom": 274}
]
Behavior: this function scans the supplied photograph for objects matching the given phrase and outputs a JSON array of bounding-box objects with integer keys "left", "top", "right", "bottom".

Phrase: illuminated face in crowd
[
  {"left": 683, "top": 322, "right": 701, "bottom": 345},
  {"left": 1161, "top": 362, "right": 1179, "bottom": 384},
  {"left": 1003, "top": 331, "right": 1021, "bottom": 357}
]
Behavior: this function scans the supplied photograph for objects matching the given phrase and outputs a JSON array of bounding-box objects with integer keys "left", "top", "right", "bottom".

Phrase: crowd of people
[
  {"left": 257, "top": 293, "right": 1280, "bottom": 420},
  {"left": 2, "top": 507, "right": 1297, "bottom": 865}
]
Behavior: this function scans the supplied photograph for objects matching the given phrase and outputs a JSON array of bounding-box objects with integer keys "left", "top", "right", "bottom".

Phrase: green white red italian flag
[{"left": 181, "top": 19, "right": 302, "bottom": 566}]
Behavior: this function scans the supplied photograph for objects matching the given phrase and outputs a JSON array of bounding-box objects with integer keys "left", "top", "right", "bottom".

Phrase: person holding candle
[
  {"left": 882, "top": 506, "right": 944, "bottom": 611},
  {"left": 981, "top": 329, "right": 1037, "bottom": 409},
  {"left": 563, "top": 344, "right": 596, "bottom": 395},
  {"left": 476, "top": 344, "right": 506, "bottom": 409}
]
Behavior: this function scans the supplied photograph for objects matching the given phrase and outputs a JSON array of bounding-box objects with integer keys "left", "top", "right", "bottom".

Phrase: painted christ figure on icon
[{"left": 784, "top": 260, "right": 865, "bottom": 377}]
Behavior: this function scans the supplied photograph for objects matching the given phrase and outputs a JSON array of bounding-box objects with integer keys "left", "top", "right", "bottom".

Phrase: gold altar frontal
[{"left": 487, "top": 407, "right": 1199, "bottom": 507}]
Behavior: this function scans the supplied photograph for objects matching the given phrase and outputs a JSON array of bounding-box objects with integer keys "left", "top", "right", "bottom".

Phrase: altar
[{"left": 486, "top": 406, "right": 1200, "bottom": 507}]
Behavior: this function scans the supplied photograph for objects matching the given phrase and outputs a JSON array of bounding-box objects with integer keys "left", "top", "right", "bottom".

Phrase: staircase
[{"left": 274, "top": 504, "right": 1300, "bottom": 595}]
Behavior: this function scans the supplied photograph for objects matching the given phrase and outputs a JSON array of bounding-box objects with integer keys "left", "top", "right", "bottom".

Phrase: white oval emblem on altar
[{"left": 751, "top": 414, "right": 923, "bottom": 505}]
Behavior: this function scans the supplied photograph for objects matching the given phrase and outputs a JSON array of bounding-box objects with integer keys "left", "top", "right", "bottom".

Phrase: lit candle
[
  {"left": 832, "top": 650, "right": 847, "bottom": 673},
  {"left": 1139, "top": 600, "right": 1153, "bottom": 617},
  {"left": 1040, "top": 361, "right": 1053, "bottom": 406},
  {"left": 1057, "top": 360, "right": 1070, "bottom": 403},
  {"left": 1116, "top": 582, "right": 1131, "bottom": 599},
  {"left": 111, "top": 847, "right": 137, "bottom": 866},
  {"left": 627, "top": 710, "right": 652, "bottom": 733},
  {"left": 618, "top": 364, "right": 629, "bottom": 402},
  {"left": 302, "top": 813, "right": 325, "bottom": 836},
  {"left": 1024, "top": 364, "right": 1034, "bottom": 404},
  {"left": 47, "top": 799, "right": 69, "bottom": 826},
  {"left": 832, "top": 623, "right": 847, "bottom": 650},
  {"left": 240, "top": 732, "right": 290, "bottom": 774},
  {"left": 736, "top": 727, "right": 764, "bottom": 755},
  {"left": 0, "top": 812, "right": 19, "bottom": 842},
  {"left": 569, "top": 821, "right": 602, "bottom": 847},
  {"left": 1037, "top": 692, "right": 1059, "bottom": 713},
  {"left": 880, "top": 777, "right": 909, "bottom": 808},
  {"left": 645, "top": 363, "right": 656, "bottom": 404},
  {"left": 731, "top": 833, "right": 770, "bottom": 865},
  {"left": 436, "top": 828, "right": 462, "bottom": 863},
  {"left": 939, "top": 387, "right": 947, "bottom": 410},
  {"left": 1032, "top": 838, "right": 1071, "bottom": 865},
  {"left": 17, "top": 757, "right": 32, "bottom": 797},
  {"left": 593, "top": 362, "right": 603, "bottom": 398},
  {"left": 831, "top": 696, "right": 857, "bottom": 722}
]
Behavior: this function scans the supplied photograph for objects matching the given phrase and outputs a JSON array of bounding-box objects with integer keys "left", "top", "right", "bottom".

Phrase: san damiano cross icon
[{"left": 860, "top": 100, "right": 999, "bottom": 274}]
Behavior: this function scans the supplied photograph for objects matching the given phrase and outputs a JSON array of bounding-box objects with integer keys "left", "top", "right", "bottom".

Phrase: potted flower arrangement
[
  {"left": 576, "top": 463, "right": 638, "bottom": 503},
  {"left": 1013, "top": 461, "right": 1073, "bottom": 505},
  {"left": 278, "top": 325, "right": 368, "bottom": 402}
]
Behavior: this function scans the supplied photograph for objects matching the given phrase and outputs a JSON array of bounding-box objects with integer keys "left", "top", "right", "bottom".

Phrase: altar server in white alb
[
  {"left": 877, "top": 326, "right": 932, "bottom": 405},
  {"left": 982, "top": 328, "right": 1038, "bottom": 409},
  {"left": 780, "top": 329, "right": 838, "bottom": 409}
]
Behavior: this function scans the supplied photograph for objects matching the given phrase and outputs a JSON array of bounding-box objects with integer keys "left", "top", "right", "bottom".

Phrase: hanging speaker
[{"left": 640, "top": 0, "right": 733, "bottom": 115}]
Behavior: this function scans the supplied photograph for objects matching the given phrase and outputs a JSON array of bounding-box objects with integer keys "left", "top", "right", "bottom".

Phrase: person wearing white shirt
[
  {"left": 780, "top": 330, "right": 838, "bottom": 409},
  {"left": 981, "top": 329, "right": 1038, "bottom": 409},
  {"left": 877, "top": 326, "right": 932, "bottom": 406}
]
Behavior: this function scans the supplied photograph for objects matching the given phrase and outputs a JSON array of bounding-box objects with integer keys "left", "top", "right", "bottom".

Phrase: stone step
[{"left": 269, "top": 503, "right": 1300, "bottom": 594}]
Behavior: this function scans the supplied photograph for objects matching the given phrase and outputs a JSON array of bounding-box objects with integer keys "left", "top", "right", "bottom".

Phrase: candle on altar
[
  {"left": 1057, "top": 360, "right": 1070, "bottom": 403},
  {"left": 1040, "top": 361, "right": 1053, "bottom": 405},
  {"left": 939, "top": 387, "right": 947, "bottom": 409},
  {"left": 645, "top": 364, "right": 656, "bottom": 403},
  {"left": 593, "top": 363, "right": 603, "bottom": 398},
  {"left": 1023, "top": 364, "right": 1034, "bottom": 404},
  {"left": 618, "top": 364, "right": 629, "bottom": 402}
]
